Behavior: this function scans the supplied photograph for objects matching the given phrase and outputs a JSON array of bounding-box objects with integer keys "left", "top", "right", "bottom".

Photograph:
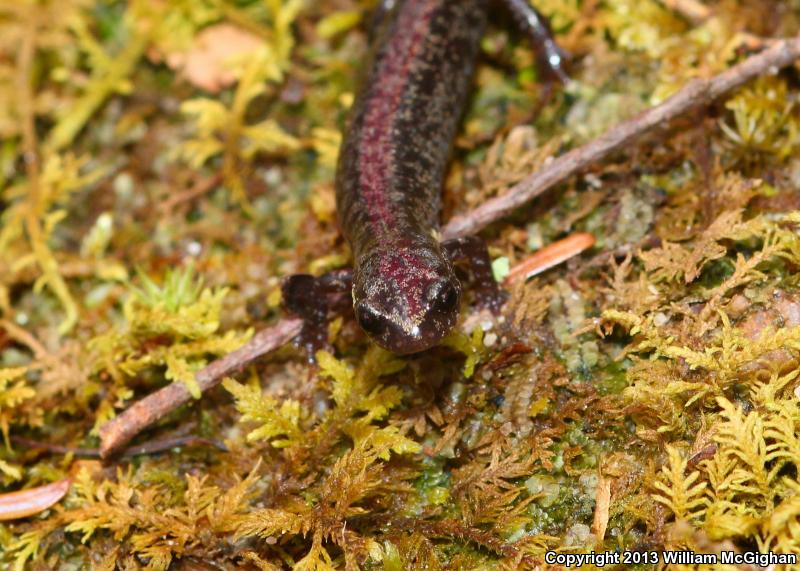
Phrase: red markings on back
[{"left": 357, "top": 0, "right": 436, "bottom": 234}]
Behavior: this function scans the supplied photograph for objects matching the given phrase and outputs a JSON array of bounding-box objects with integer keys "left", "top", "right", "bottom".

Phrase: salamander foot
[
  {"left": 281, "top": 269, "right": 353, "bottom": 362},
  {"left": 502, "top": 0, "right": 571, "bottom": 85},
  {"left": 443, "top": 236, "right": 508, "bottom": 313}
]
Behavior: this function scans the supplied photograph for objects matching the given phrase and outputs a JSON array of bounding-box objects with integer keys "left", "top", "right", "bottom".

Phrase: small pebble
[
  {"left": 565, "top": 523, "right": 593, "bottom": 547},
  {"left": 186, "top": 241, "right": 202, "bottom": 256},
  {"left": 584, "top": 173, "right": 603, "bottom": 188},
  {"left": 113, "top": 172, "right": 134, "bottom": 197}
]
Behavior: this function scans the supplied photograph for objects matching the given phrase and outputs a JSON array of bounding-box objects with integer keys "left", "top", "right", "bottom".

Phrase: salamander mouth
[
  {"left": 354, "top": 277, "right": 462, "bottom": 354},
  {"left": 356, "top": 309, "right": 459, "bottom": 354}
]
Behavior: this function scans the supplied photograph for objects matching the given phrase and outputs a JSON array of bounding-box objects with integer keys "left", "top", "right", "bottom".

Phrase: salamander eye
[
  {"left": 431, "top": 281, "right": 460, "bottom": 314},
  {"left": 356, "top": 303, "right": 385, "bottom": 337}
]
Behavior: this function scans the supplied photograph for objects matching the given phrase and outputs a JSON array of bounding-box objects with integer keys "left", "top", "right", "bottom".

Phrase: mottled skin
[
  {"left": 284, "top": 0, "right": 566, "bottom": 356},
  {"left": 336, "top": 0, "right": 489, "bottom": 354}
]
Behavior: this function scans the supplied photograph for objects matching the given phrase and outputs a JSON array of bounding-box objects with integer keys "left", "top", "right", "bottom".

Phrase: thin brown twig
[
  {"left": 12, "top": 437, "right": 99, "bottom": 457},
  {"left": 13, "top": 435, "right": 227, "bottom": 458},
  {"left": 122, "top": 435, "right": 228, "bottom": 456},
  {"left": 442, "top": 36, "right": 800, "bottom": 240},
  {"left": 159, "top": 173, "right": 223, "bottom": 214},
  {"left": 659, "top": 0, "right": 711, "bottom": 24},
  {"left": 98, "top": 36, "right": 800, "bottom": 458},
  {"left": 99, "top": 317, "right": 302, "bottom": 457}
]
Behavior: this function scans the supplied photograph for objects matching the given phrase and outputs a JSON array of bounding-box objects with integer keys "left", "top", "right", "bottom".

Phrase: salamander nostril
[{"left": 356, "top": 303, "right": 385, "bottom": 337}]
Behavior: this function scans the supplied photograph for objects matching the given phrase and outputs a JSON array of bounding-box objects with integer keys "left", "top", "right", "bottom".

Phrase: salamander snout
[{"left": 354, "top": 272, "right": 462, "bottom": 355}]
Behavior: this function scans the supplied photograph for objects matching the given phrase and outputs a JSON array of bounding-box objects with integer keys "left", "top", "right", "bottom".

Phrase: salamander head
[{"left": 353, "top": 245, "right": 461, "bottom": 354}]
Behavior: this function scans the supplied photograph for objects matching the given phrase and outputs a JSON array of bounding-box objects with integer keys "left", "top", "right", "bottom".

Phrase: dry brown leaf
[{"left": 165, "top": 24, "right": 263, "bottom": 92}]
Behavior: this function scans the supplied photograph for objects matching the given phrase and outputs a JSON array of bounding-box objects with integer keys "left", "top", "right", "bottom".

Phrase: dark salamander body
[
  {"left": 336, "top": 0, "right": 489, "bottom": 354},
  {"left": 283, "top": 0, "right": 565, "bottom": 357}
]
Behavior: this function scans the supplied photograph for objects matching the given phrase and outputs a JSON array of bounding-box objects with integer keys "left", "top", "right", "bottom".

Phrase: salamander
[{"left": 284, "top": 0, "right": 567, "bottom": 357}]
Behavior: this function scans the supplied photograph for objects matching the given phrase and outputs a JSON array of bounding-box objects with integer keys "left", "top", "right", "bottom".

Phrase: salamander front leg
[
  {"left": 501, "top": 0, "right": 570, "bottom": 84},
  {"left": 442, "top": 236, "right": 508, "bottom": 313},
  {"left": 282, "top": 269, "right": 353, "bottom": 362}
]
